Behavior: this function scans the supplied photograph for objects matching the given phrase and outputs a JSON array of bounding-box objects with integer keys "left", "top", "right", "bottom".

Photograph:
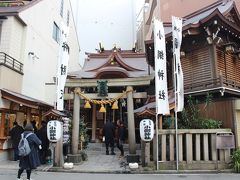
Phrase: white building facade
[{"left": 0, "top": 0, "right": 80, "bottom": 153}]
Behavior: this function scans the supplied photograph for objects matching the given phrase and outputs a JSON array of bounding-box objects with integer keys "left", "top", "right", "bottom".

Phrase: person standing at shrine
[
  {"left": 9, "top": 121, "right": 24, "bottom": 161},
  {"left": 103, "top": 120, "right": 115, "bottom": 155},
  {"left": 115, "top": 120, "right": 125, "bottom": 157},
  {"left": 36, "top": 121, "right": 49, "bottom": 164}
]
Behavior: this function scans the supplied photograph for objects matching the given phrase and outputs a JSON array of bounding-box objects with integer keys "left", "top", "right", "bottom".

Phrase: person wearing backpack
[{"left": 17, "top": 123, "right": 42, "bottom": 180}]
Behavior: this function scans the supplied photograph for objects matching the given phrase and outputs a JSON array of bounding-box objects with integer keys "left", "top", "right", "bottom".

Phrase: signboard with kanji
[
  {"left": 140, "top": 119, "right": 154, "bottom": 142},
  {"left": 47, "top": 120, "right": 62, "bottom": 142}
]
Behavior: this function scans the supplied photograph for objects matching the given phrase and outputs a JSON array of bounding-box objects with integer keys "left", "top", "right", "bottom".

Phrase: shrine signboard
[{"left": 216, "top": 133, "right": 235, "bottom": 149}]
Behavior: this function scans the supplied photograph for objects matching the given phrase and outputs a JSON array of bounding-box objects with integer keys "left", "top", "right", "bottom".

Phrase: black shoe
[
  {"left": 111, "top": 152, "right": 116, "bottom": 155},
  {"left": 106, "top": 151, "right": 109, "bottom": 155}
]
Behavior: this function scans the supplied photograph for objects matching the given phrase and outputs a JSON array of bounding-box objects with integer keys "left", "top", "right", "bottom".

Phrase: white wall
[
  {"left": 71, "top": 0, "right": 136, "bottom": 66},
  {"left": 17, "top": 0, "right": 80, "bottom": 105}
]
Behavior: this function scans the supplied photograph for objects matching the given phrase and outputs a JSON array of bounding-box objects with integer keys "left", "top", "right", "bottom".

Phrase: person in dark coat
[
  {"left": 17, "top": 123, "right": 42, "bottom": 180},
  {"left": 36, "top": 121, "right": 49, "bottom": 164},
  {"left": 103, "top": 120, "right": 115, "bottom": 155},
  {"left": 31, "top": 120, "right": 38, "bottom": 132},
  {"left": 116, "top": 120, "right": 125, "bottom": 157},
  {"left": 9, "top": 121, "right": 24, "bottom": 161}
]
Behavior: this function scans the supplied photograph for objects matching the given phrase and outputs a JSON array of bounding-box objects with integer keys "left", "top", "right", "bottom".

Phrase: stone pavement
[
  {"left": 0, "top": 143, "right": 134, "bottom": 173},
  {"left": 49, "top": 143, "right": 132, "bottom": 173}
]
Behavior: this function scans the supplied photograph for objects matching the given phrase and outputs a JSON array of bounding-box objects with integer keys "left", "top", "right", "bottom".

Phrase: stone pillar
[
  {"left": 55, "top": 122, "right": 64, "bottom": 167},
  {"left": 91, "top": 104, "right": 96, "bottom": 142},
  {"left": 127, "top": 86, "right": 136, "bottom": 154},
  {"left": 72, "top": 88, "right": 80, "bottom": 154}
]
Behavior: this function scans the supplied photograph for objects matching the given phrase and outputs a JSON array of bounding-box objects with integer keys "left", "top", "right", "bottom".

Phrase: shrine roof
[
  {"left": 0, "top": 88, "right": 53, "bottom": 109},
  {"left": 68, "top": 48, "right": 153, "bottom": 79},
  {"left": 146, "top": 0, "right": 239, "bottom": 42},
  {"left": 165, "top": 1, "right": 234, "bottom": 33}
]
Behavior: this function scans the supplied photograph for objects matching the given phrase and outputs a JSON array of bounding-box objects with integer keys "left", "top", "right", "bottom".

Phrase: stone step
[{"left": 87, "top": 143, "right": 141, "bottom": 151}]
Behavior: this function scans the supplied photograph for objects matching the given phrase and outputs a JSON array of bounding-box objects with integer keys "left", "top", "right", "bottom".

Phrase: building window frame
[
  {"left": 66, "top": 10, "right": 70, "bottom": 26},
  {"left": 52, "top": 22, "right": 60, "bottom": 43},
  {"left": 60, "top": 0, "right": 64, "bottom": 17}
]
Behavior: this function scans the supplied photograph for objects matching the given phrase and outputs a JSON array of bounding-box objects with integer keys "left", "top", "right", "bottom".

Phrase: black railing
[{"left": 0, "top": 52, "right": 23, "bottom": 74}]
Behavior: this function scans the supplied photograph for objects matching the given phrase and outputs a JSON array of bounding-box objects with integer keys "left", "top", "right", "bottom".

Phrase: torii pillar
[
  {"left": 72, "top": 88, "right": 80, "bottom": 154},
  {"left": 127, "top": 86, "right": 136, "bottom": 154}
]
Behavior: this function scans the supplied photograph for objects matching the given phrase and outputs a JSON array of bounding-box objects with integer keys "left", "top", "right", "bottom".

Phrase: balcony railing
[
  {"left": 185, "top": 75, "right": 240, "bottom": 94},
  {"left": 0, "top": 52, "right": 23, "bottom": 74}
]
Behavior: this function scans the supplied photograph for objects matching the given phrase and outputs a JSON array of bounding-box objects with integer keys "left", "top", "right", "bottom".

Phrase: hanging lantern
[
  {"left": 99, "top": 104, "right": 106, "bottom": 113},
  {"left": 112, "top": 100, "right": 118, "bottom": 110},
  {"left": 84, "top": 101, "right": 91, "bottom": 109}
]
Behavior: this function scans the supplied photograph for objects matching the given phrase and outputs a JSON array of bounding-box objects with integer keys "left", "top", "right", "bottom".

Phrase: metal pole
[
  {"left": 156, "top": 113, "right": 159, "bottom": 170},
  {"left": 175, "top": 107, "right": 179, "bottom": 171},
  {"left": 174, "top": 54, "right": 179, "bottom": 171}
]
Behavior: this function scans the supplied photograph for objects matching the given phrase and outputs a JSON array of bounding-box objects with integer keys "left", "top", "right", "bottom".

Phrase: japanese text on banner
[
  {"left": 154, "top": 18, "right": 169, "bottom": 115},
  {"left": 172, "top": 16, "right": 184, "bottom": 112}
]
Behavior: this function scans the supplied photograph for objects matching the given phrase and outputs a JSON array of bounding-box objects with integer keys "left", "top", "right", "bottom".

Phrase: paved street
[
  {"left": 0, "top": 143, "right": 239, "bottom": 179},
  {"left": 1, "top": 170, "right": 240, "bottom": 180}
]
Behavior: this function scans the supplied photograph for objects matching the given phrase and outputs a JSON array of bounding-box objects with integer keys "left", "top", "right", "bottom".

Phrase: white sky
[{"left": 70, "top": 0, "right": 145, "bottom": 66}]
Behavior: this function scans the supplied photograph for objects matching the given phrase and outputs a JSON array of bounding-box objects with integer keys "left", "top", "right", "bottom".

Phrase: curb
[{"left": 45, "top": 167, "right": 234, "bottom": 174}]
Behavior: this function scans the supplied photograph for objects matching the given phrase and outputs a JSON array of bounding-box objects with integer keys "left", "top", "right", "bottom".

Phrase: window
[
  {"left": 0, "top": 20, "right": 3, "bottom": 43},
  {"left": 52, "top": 22, "right": 60, "bottom": 43},
  {"left": 60, "top": 0, "right": 64, "bottom": 17},
  {"left": 66, "top": 10, "right": 70, "bottom": 26}
]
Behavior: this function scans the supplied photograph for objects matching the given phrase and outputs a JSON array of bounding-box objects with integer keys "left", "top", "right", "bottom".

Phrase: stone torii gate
[{"left": 64, "top": 75, "right": 153, "bottom": 156}]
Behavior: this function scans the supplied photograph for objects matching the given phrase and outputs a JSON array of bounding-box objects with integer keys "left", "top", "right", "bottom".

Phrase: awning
[
  {"left": 43, "top": 109, "right": 66, "bottom": 117},
  {"left": 0, "top": 88, "right": 53, "bottom": 109}
]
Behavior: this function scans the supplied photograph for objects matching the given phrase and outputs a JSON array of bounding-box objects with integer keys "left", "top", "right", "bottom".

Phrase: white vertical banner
[
  {"left": 154, "top": 18, "right": 169, "bottom": 115},
  {"left": 172, "top": 16, "right": 184, "bottom": 112},
  {"left": 57, "top": 23, "right": 70, "bottom": 111}
]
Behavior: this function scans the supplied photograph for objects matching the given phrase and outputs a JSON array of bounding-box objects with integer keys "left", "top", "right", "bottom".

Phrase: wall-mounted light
[
  {"left": 28, "top": 51, "right": 39, "bottom": 60},
  {"left": 28, "top": 52, "right": 34, "bottom": 56}
]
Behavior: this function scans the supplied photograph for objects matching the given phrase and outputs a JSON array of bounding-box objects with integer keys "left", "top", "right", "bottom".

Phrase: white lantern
[
  {"left": 47, "top": 120, "right": 62, "bottom": 142},
  {"left": 140, "top": 119, "right": 154, "bottom": 142}
]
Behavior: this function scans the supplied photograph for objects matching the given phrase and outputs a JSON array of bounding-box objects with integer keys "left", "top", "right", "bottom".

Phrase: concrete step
[{"left": 87, "top": 143, "right": 141, "bottom": 152}]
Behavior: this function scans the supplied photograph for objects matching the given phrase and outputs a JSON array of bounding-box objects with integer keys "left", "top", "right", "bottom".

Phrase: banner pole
[
  {"left": 174, "top": 54, "right": 179, "bottom": 171},
  {"left": 156, "top": 113, "right": 159, "bottom": 170}
]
